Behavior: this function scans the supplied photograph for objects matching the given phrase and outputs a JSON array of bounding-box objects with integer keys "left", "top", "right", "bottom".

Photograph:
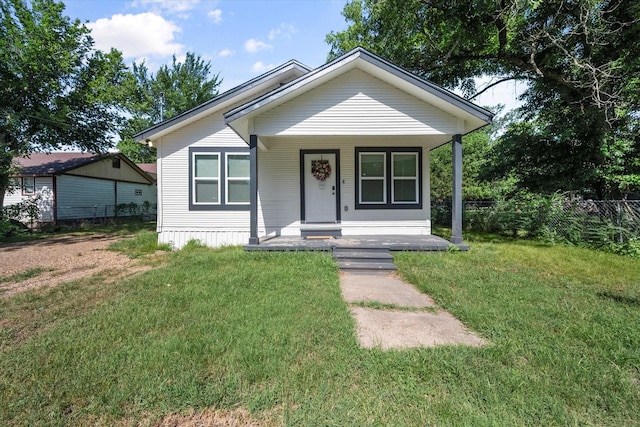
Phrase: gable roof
[
  {"left": 225, "top": 47, "right": 493, "bottom": 142},
  {"left": 136, "top": 163, "right": 157, "bottom": 175},
  {"left": 13, "top": 152, "right": 154, "bottom": 184},
  {"left": 13, "top": 153, "right": 102, "bottom": 175},
  {"left": 134, "top": 60, "right": 312, "bottom": 143}
]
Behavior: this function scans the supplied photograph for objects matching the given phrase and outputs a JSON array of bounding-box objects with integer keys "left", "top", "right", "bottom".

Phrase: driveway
[{"left": 0, "top": 233, "right": 147, "bottom": 298}]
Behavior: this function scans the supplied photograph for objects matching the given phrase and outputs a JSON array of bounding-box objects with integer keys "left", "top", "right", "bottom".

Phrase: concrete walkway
[{"left": 340, "top": 273, "right": 487, "bottom": 350}]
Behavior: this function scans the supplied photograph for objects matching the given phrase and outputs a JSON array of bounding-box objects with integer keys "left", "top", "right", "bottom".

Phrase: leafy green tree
[
  {"left": 431, "top": 129, "right": 493, "bottom": 201},
  {"left": 327, "top": 0, "right": 640, "bottom": 198},
  {"left": 0, "top": 0, "right": 127, "bottom": 210},
  {"left": 431, "top": 108, "right": 515, "bottom": 201},
  {"left": 117, "top": 53, "right": 222, "bottom": 163}
]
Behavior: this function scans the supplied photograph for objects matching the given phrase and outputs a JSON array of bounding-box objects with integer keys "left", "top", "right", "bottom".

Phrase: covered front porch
[
  {"left": 223, "top": 48, "right": 493, "bottom": 249},
  {"left": 244, "top": 233, "right": 465, "bottom": 252}
]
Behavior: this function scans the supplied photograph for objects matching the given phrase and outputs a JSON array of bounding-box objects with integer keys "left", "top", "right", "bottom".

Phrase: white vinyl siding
[
  {"left": 253, "top": 69, "right": 459, "bottom": 136},
  {"left": 156, "top": 106, "right": 251, "bottom": 248},
  {"left": 256, "top": 137, "right": 431, "bottom": 238},
  {"left": 2, "top": 177, "right": 54, "bottom": 222}
]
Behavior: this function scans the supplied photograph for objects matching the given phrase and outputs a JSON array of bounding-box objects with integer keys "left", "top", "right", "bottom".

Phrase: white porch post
[
  {"left": 451, "top": 134, "right": 464, "bottom": 244},
  {"left": 249, "top": 134, "right": 258, "bottom": 244}
]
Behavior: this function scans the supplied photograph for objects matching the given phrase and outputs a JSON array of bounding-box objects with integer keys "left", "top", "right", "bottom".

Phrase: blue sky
[
  {"left": 63, "top": 0, "right": 349, "bottom": 92},
  {"left": 63, "top": 0, "right": 522, "bottom": 111}
]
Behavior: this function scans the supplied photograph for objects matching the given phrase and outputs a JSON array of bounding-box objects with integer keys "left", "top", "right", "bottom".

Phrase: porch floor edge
[{"left": 243, "top": 235, "right": 469, "bottom": 252}]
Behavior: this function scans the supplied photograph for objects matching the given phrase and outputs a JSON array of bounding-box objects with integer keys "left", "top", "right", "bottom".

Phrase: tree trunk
[{"left": 0, "top": 182, "right": 7, "bottom": 221}]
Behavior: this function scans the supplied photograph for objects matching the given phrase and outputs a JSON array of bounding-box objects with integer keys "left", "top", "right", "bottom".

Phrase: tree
[
  {"left": 430, "top": 125, "right": 494, "bottom": 201},
  {"left": 327, "top": 0, "right": 640, "bottom": 197},
  {"left": 0, "top": 0, "right": 127, "bottom": 210},
  {"left": 430, "top": 106, "right": 516, "bottom": 201},
  {"left": 117, "top": 53, "right": 222, "bottom": 163}
]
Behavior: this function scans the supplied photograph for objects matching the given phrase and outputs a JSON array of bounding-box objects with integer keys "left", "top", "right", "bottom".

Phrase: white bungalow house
[
  {"left": 4, "top": 152, "right": 156, "bottom": 224},
  {"left": 134, "top": 48, "right": 493, "bottom": 249}
]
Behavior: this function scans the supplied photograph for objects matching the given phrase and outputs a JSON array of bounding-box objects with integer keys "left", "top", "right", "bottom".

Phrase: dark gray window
[
  {"left": 355, "top": 147, "right": 422, "bottom": 210},
  {"left": 188, "top": 147, "right": 250, "bottom": 211}
]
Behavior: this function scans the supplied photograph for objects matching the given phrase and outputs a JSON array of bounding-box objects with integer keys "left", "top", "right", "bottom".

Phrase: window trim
[
  {"left": 188, "top": 147, "right": 250, "bottom": 211},
  {"left": 22, "top": 177, "right": 35, "bottom": 196},
  {"left": 192, "top": 152, "right": 221, "bottom": 206},
  {"left": 225, "top": 152, "right": 250, "bottom": 205},
  {"left": 391, "top": 152, "right": 419, "bottom": 205},
  {"left": 358, "top": 151, "right": 387, "bottom": 205},
  {"left": 355, "top": 147, "right": 422, "bottom": 210}
]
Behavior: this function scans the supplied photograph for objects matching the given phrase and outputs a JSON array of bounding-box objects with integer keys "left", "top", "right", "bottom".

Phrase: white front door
[{"left": 304, "top": 153, "right": 337, "bottom": 223}]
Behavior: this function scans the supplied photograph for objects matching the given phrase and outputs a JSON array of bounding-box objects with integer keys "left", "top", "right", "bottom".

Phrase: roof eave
[
  {"left": 224, "top": 47, "right": 494, "bottom": 129},
  {"left": 134, "top": 60, "right": 312, "bottom": 143}
]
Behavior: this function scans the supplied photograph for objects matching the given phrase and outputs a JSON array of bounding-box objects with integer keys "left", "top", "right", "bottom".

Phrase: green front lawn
[{"left": 0, "top": 236, "right": 638, "bottom": 425}]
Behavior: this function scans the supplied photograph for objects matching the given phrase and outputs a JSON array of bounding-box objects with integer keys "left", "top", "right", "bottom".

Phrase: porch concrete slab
[
  {"left": 340, "top": 273, "right": 436, "bottom": 308},
  {"left": 351, "top": 307, "right": 487, "bottom": 350},
  {"left": 244, "top": 234, "right": 464, "bottom": 251}
]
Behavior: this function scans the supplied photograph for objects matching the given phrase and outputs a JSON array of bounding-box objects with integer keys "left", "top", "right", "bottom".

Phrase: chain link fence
[
  {"left": 433, "top": 198, "right": 640, "bottom": 250},
  {"left": 56, "top": 202, "right": 157, "bottom": 224}
]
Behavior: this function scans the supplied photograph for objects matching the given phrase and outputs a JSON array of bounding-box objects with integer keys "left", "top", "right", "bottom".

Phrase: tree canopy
[
  {"left": 327, "top": 0, "right": 640, "bottom": 198},
  {"left": 0, "top": 0, "right": 127, "bottom": 207},
  {"left": 117, "top": 52, "right": 222, "bottom": 163}
]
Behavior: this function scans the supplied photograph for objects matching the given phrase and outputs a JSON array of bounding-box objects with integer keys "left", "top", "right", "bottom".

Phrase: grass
[
  {"left": 0, "top": 232, "right": 639, "bottom": 425},
  {"left": 107, "top": 229, "right": 171, "bottom": 258},
  {"left": 0, "top": 267, "right": 53, "bottom": 284}
]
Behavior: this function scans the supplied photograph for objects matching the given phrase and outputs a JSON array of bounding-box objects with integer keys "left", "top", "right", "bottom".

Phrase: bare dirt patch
[
  {"left": 154, "top": 408, "right": 266, "bottom": 427},
  {"left": 0, "top": 234, "right": 150, "bottom": 298}
]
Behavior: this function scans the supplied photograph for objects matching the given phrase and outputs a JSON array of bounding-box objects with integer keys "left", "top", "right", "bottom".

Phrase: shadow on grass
[
  {"left": 1, "top": 221, "right": 156, "bottom": 245},
  {"left": 431, "top": 226, "right": 553, "bottom": 247},
  {"left": 597, "top": 291, "right": 640, "bottom": 307}
]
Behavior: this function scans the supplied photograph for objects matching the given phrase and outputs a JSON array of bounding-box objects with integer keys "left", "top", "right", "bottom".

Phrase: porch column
[
  {"left": 451, "top": 134, "right": 463, "bottom": 244},
  {"left": 249, "top": 134, "right": 259, "bottom": 244}
]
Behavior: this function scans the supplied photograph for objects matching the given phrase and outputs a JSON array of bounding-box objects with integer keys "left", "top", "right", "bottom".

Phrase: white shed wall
[
  {"left": 116, "top": 181, "right": 157, "bottom": 206},
  {"left": 57, "top": 175, "right": 116, "bottom": 220},
  {"left": 2, "top": 177, "right": 54, "bottom": 222},
  {"left": 254, "top": 69, "right": 458, "bottom": 136}
]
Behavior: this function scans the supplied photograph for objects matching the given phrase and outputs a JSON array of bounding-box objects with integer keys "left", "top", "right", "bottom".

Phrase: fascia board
[{"left": 134, "top": 61, "right": 311, "bottom": 143}]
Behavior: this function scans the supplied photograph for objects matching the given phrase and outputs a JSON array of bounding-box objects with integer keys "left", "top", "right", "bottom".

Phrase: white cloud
[
  {"left": 208, "top": 9, "right": 222, "bottom": 23},
  {"left": 244, "top": 38, "right": 272, "bottom": 53},
  {"left": 268, "top": 23, "right": 297, "bottom": 40},
  {"left": 132, "top": 0, "right": 200, "bottom": 14},
  {"left": 87, "top": 13, "right": 183, "bottom": 59},
  {"left": 218, "top": 49, "right": 234, "bottom": 57},
  {"left": 251, "top": 61, "right": 275, "bottom": 73}
]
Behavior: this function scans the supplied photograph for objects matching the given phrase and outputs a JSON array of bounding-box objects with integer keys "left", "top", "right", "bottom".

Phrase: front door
[{"left": 303, "top": 152, "right": 338, "bottom": 223}]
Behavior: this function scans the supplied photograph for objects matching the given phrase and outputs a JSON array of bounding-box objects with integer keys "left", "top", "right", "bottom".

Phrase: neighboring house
[
  {"left": 136, "top": 163, "right": 157, "bottom": 181},
  {"left": 4, "top": 152, "right": 156, "bottom": 223},
  {"left": 135, "top": 47, "right": 493, "bottom": 249}
]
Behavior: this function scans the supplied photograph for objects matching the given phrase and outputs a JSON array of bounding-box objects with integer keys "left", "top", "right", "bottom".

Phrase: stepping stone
[
  {"left": 340, "top": 273, "right": 435, "bottom": 308},
  {"left": 351, "top": 307, "right": 487, "bottom": 350}
]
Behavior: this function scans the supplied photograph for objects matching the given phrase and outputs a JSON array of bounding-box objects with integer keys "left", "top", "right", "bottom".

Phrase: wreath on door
[{"left": 311, "top": 159, "right": 331, "bottom": 181}]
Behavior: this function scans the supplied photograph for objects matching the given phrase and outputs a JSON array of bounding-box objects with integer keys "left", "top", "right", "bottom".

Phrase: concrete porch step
[
  {"left": 333, "top": 247, "right": 397, "bottom": 272},
  {"left": 337, "top": 261, "right": 398, "bottom": 272},
  {"left": 332, "top": 250, "right": 394, "bottom": 262},
  {"left": 300, "top": 224, "right": 342, "bottom": 238}
]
